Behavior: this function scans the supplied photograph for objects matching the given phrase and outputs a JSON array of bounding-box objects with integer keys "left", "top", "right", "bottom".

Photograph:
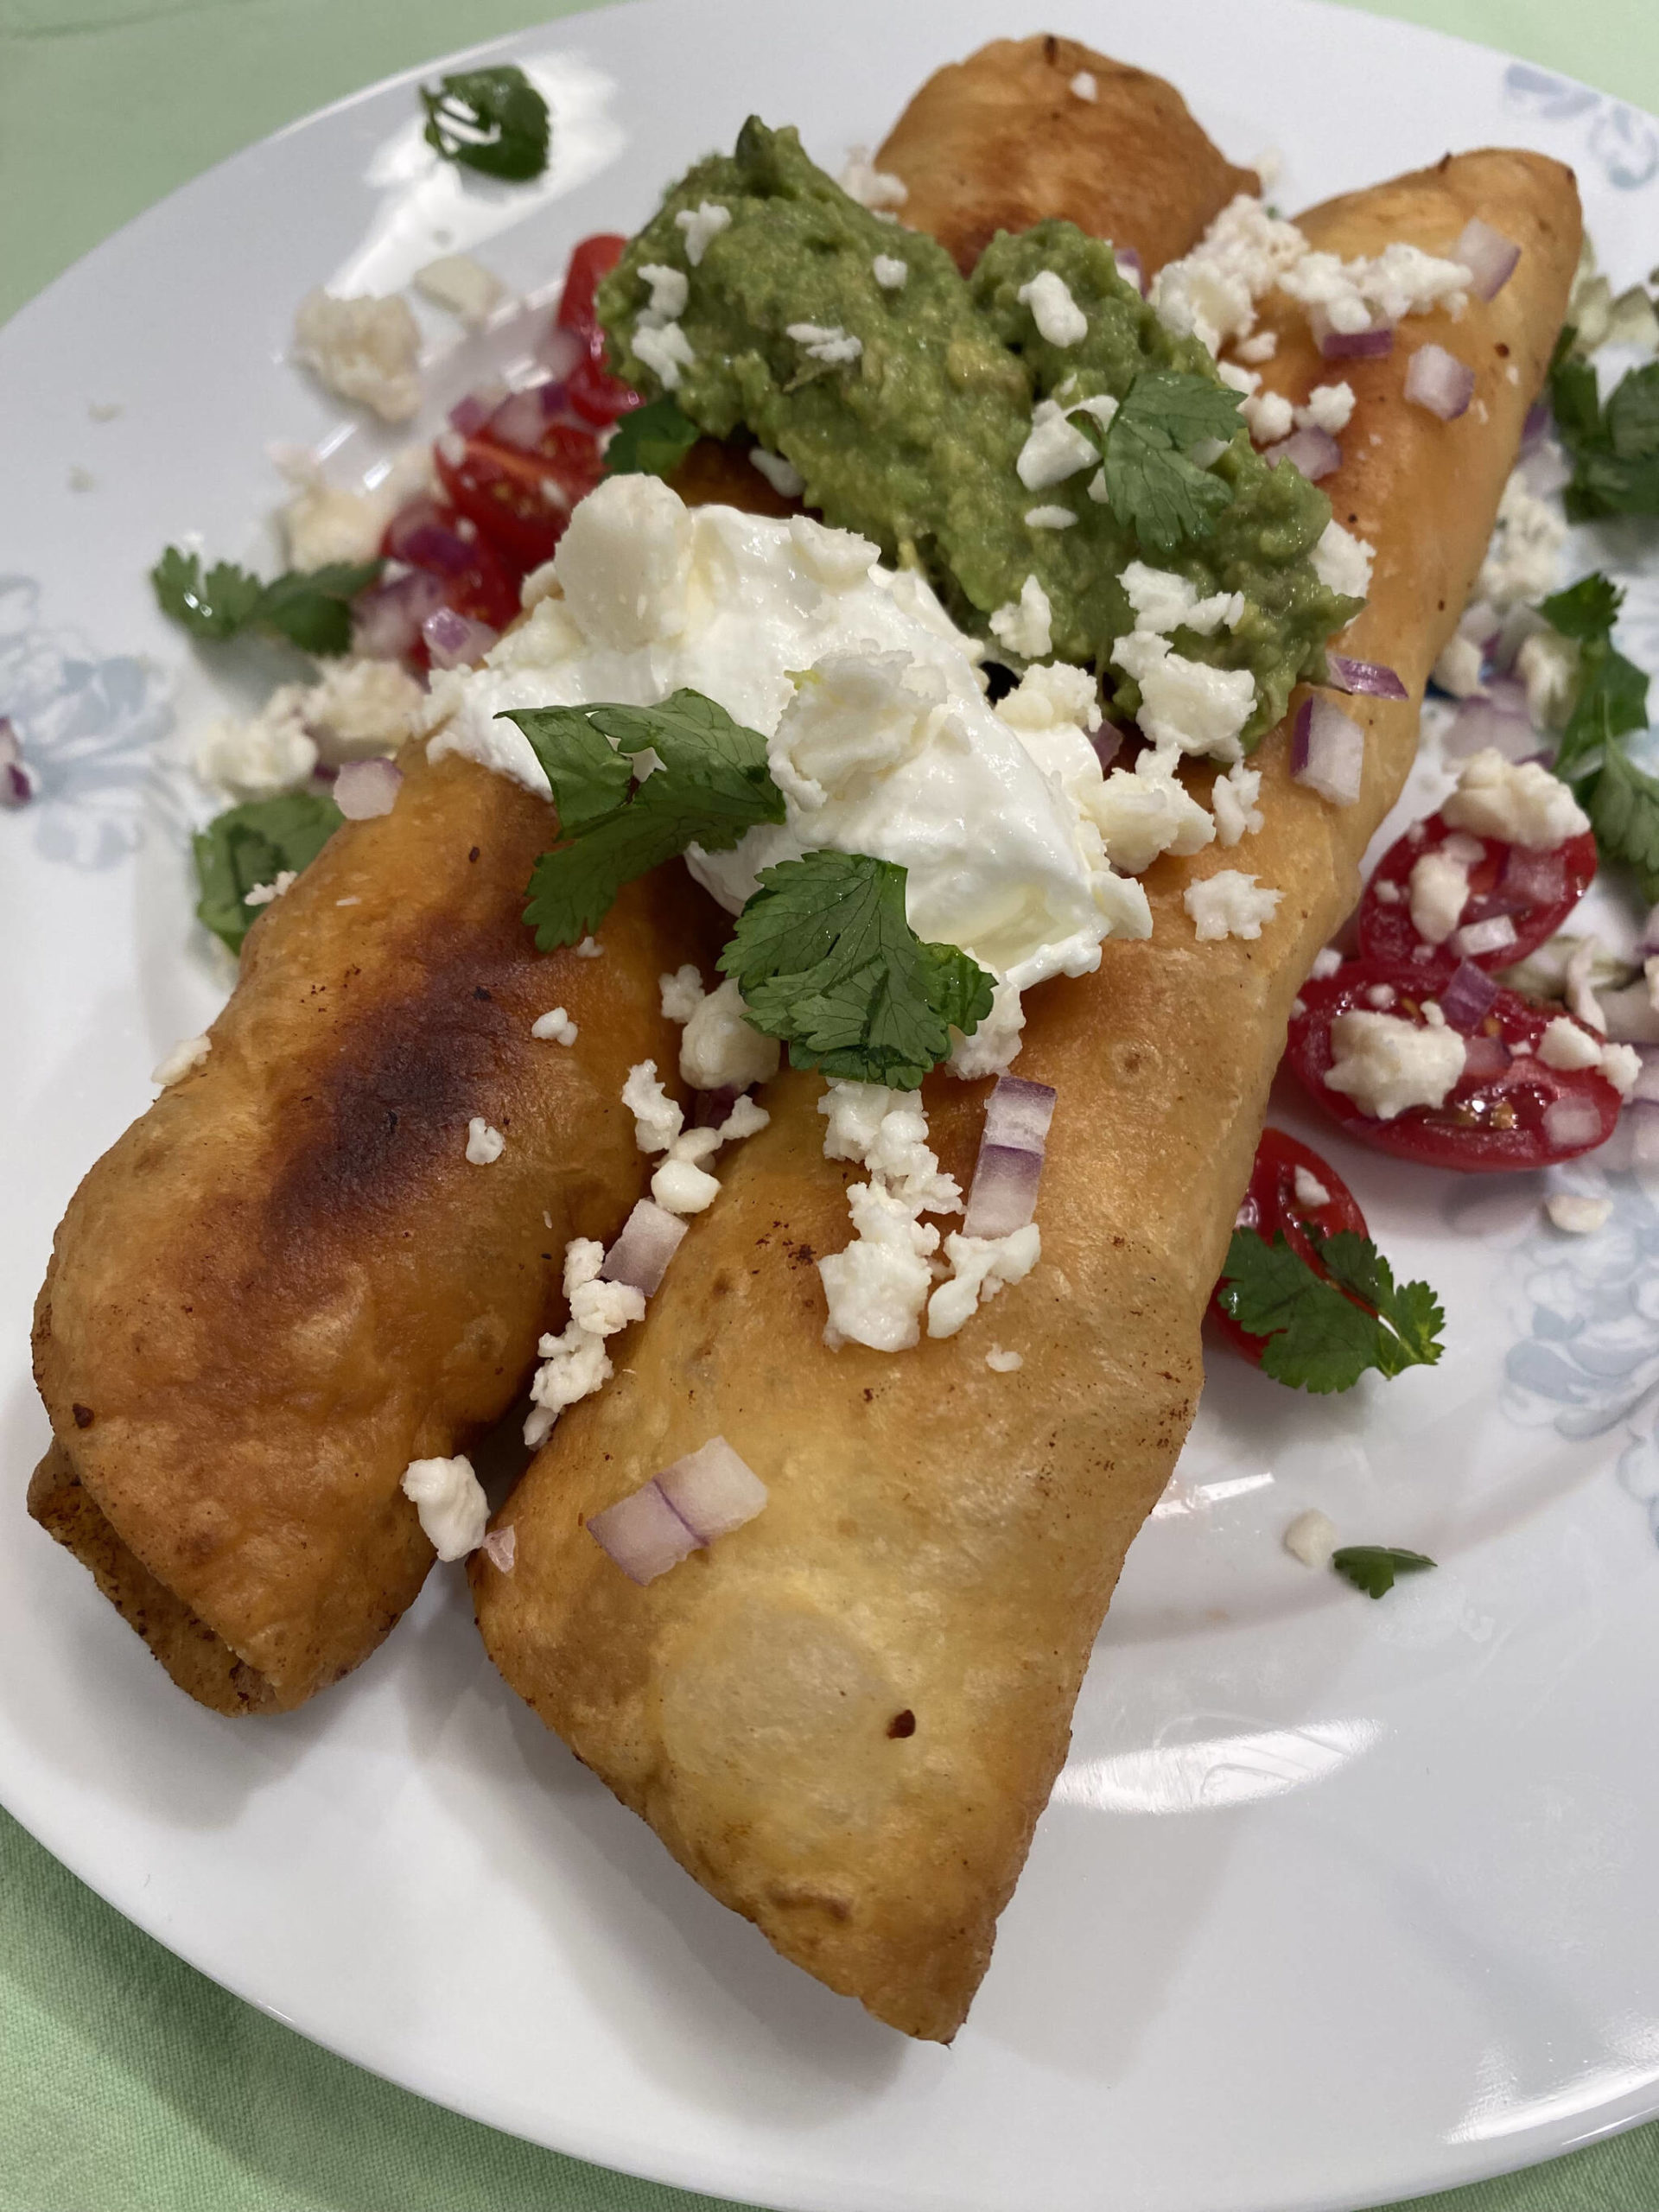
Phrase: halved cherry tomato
[
  {"left": 435, "top": 428, "right": 603, "bottom": 572},
  {"left": 1209, "top": 1130, "right": 1369, "bottom": 1366},
  {"left": 1287, "top": 957, "right": 1622, "bottom": 1170},
  {"left": 378, "top": 493, "right": 520, "bottom": 647},
  {"left": 1358, "top": 810, "right": 1598, "bottom": 974},
  {"left": 555, "top": 232, "right": 640, "bottom": 425}
]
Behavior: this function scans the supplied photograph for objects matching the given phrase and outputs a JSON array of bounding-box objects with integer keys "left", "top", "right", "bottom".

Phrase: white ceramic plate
[{"left": 4, "top": 3, "right": 1659, "bottom": 2207}]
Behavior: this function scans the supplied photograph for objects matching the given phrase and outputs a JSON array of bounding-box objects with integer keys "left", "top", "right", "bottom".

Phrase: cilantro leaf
[
  {"left": 1331, "top": 1546, "right": 1437, "bottom": 1599},
  {"left": 150, "top": 548, "right": 380, "bottom": 656},
  {"left": 604, "top": 396, "right": 702, "bottom": 478},
  {"left": 192, "top": 791, "right": 343, "bottom": 954},
  {"left": 419, "top": 66, "right": 550, "bottom": 182},
  {"left": 151, "top": 549, "right": 264, "bottom": 641},
  {"left": 519, "top": 690, "right": 785, "bottom": 948},
  {"left": 1586, "top": 748, "right": 1659, "bottom": 902},
  {"left": 1547, "top": 331, "right": 1659, "bottom": 521},
  {"left": 1541, "top": 574, "right": 1650, "bottom": 783},
  {"left": 1083, "top": 371, "right": 1241, "bottom": 559},
  {"left": 719, "top": 849, "right": 995, "bottom": 1090},
  {"left": 1215, "top": 1226, "right": 1445, "bottom": 1394},
  {"left": 1540, "top": 574, "right": 1623, "bottom": 640},
  {"left": 499, "top": 707, "right": 634, "bottom": 835}
]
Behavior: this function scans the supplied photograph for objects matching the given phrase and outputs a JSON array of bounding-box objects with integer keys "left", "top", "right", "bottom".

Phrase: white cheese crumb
[
  {"left": 1311, "top": 947, "right": 1344, "bottom": 979},
  {"left": 531, "top": 1007, "right": 577, "bottom": 1046},
  {"left": 1547, "top": 1192, "right": 1613, "bottom": 1235},
  {"left": 1293, "top": 1165, "right": 1332, "bottom": 1211},
  {"left": 304, "top": 656, "right": 426, "bottom": 763},
  {"left": 1284, "top": 1508, "right": 1338, "bottom": 1568},
  {"left": 637, "top": 262, "right": 689, "bottom": 321},
  {"left": 651, "top": 1151, "right": 722, "bottom": 1215},
  {"left": 818, "top": 1081, "right": 962, "bottom": 1213},
  {"left": 1516, "top": 629, "right": 1580, "bottom": 730},
  {"left": 1111, "top": 631, "right": 1256, "bottom": 761},
  {"left": 820, "top": 1179, "right": 941, "bottom": 1351},
  {"left": 1242, "top": 387, "right": 1294, "bottom": 446},
  {"left": 1150, "top": 194, "right": 1309, "bottom": 354},
  {"left": 1018, "top": 270, "right": 1089, "bottom": 347},
  {"left": 291, "top": 289, "right": 421, "bottom": 423},
  {"left": 524, "top": 1239, "right": 644, "bottom": 1444},
  {"left": 787, "top": 321, "right": 862, "bottom": 365},
  {"left": 986, "top": 1344, "right": 1025, "bottom": 1371},
  {"left": 1311, "top": 519, "right": 1375, "bottom": 600},
  {"left": 872, "top": 253, "right": 909, "bottom": 290},
  {"left": 244, "top": 868, "right": 297, "bottom": 908},
  {"left": 466, "top": 1117, "right": 505, "bottom": 1165},
  {"left": 750, "top": 448, "right": 805, "bottom": 498},
  {"left": 927, "top": 1224, "right": 1043, "bottom": 1338},
  {"left": 1296, "top": 381, "right": 1356, "bottom": 435},
  {"left": 680, "top": 976, "right": 779, "bottom": 1091},
  {"left": 632, "top": 319, "right": 696, "bottom": 390},
  {"left": 414, "top": 253, "right": 504, "bottom": 330},
  {"left": 1184, "top": 869, "right": 1282, "bottom": 941},
  {"left": 1015, "top": 397, "right": 1102, "bottom": 490},
  {"left": 194, "top": 691, "right": 317, "bottom": 802},
  {"left": 152, "top": 1033, "right": 212, "bottom": 1087},
  {"left": 1602, "top": 1041, "right": 1640, "bottom": 1099},
  {"left": 1092, "top": 744, "right": 1216, "bottom": 874},
  {"left": 1324, "top": 1010, "right": 1466, "bottom": 1119},
  {"left": 1211, "top": 760, "right": 1264, "bottom": 848},
  {"left": 621, "top": 1060, "right": 683, "bottom": 1154},
  {"left": 658, "top": 963, "right": 705, "bottom": 1025},
  {"left": 1432, "top": 632, "right": 1487, "bottom": 698},
  {"left": 1121, "top": 561, "right": 1244, "bottom": 638},
  {"left": 575, "top": 936, "right": 602, "bottom": 958},
  {"left": 1373, "top": 878, "right": 1402, "bottom": 905},
  {"left": 989, "top": 574, "right": 1054, "bottom": 661},
  {"left": 1235, "top": 330, "right": 1278, "bottom": 364},
  {"left": 1025, "top": 504, "right": 1077, "bottom": 530},
  {"left": 838, "top": 149, "right": 908, "bottom": 210},
  {"left": 1441, "top": 748, "right": 1591, "bottom": 850},
  {"left": 400, "top": 1454, "right": 489, "bottom": 1561},
  {"left": 675, "top": 200, "right": 732, "bottom": 266},
  {"left": 947, "top": 975, "right": 1033, "bottom": 1078},
  {"left": 1279, "top": 240, "right": 1472, "bottom": 337},
  {"left": 1478, "top": 469, "right": 1567, "bottom": 610},
  {"left": 1366, "top": 982, "right": 1397, "bottom": 1008},
  {"left": 1408, "top": 848, "right": 1471, "bottom": 945},
  {"left": 1069, "top": 68, "right": 1097, "bottom": 99}
]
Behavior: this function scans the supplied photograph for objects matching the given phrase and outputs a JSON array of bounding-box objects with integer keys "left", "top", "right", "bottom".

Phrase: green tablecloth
[{"left": 3, "top": 2, "right": 1658, "bottom": 2206}]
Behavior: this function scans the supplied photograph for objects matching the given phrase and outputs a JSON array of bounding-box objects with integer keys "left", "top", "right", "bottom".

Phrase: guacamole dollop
[{"left": 599, "top": 119, "right": 1357, "bottom": 747}]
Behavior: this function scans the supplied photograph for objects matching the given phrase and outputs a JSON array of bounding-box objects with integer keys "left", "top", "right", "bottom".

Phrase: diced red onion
[
  {"left": 1444, "top": 694, "right": 1536, "bottom": 760},
  {"left": 1484, "top": 671, "right": 1530, "bottom": 718},
  {"left": 479, "top": 1525, "right": 517, "bottom": 1573},
  {"left": 1452, "top": 218, "right": 1521, "bottom": 302},
  {"left": 1440, "top": 959, "right": 1500, "bottom": 1031},
  {"left": 1091, "top": 724, "right": 1124, "bottom": 772},
  {"left": 386, "top": 497, "right": 479, "bottom": 576},
  {"left": 1326, "top": 655, "right": 1408, "bottom": 701},
  {"left": 422, "top": 606, "right": 498, "bottom": 670},
  {"left": 351, "top": 567, "right": 445, "bottom": 662},
  {"left": 1543, "top": 1096, "right": 1606, "bottom": 1153},
  {"left": 692, "top": 1085, "right": 741, "bottom": 1130},
  {"left": 448, "top": 392, "right": 493, "bottom": 436},
  {"left": 1115, "top": 247, "right": 1147, "bottom": 296},
  {"left": 587, "top": 1481, "right": 700, "bottom": 1584},
  {"left": 1319, "top": 322, "right": 1395, "bottom": 361},
  {"left": 655, "top": 1438, "right": 768, "bottom": 1542},
  {"left": 1460, "top": 1032, "right": 1510, "bottom": 1081},
  {"left": 1452, "top": 913, "right": 1517, "bottom": 959},
  {"left": 1264, "top": 425, "right": 1341, "bottom": 480},
  {"left": 1520, "top": 397, "right": 1552, "bottom": 453},
  {"left": 600, "top": 1198, "right": 688, "bottom": 1295},
  {"left": 1291, "top": 696, "right": 1365, "bottom": 805},
  {"left": 486, "top": 386, "right": 561, "bottom": 452},
  {"left": 1498, "top": 843, "right": 1565, "bottom": 907},
  {"left": 984, "top": 1074, "right": 1058, "bottom": 1153},
  {"left": 1404, "top": 344, "right": 1476, "bottom": 422},
  {"left": 334, "top": 757, "right": 403, "bottom": 820},
  {"left": 0, "top": 717, "right": 33, "bottom": 808},
  {"left": 963, "top": 1143, "right": 1044, "bottom": 1239},
  {"left": 1597, "top": 983, "right": 1659, "bottom": 1046}
]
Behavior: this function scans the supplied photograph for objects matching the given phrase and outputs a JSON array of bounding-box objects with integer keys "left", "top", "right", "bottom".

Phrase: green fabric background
[{"left": 3, "top": 0, "right": 1658, "bottom": 2205}]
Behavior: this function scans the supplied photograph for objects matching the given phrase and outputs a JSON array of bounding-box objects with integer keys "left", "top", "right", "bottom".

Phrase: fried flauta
[
  {"left": 31, "top": 745, "right": 721, "bottom": 1713},
  {"left": 474, "top": 149, "right": 1580, "bottom": 2038},
  {"left": 876, "top": 33, "right": 1258, "bottom": 276}
]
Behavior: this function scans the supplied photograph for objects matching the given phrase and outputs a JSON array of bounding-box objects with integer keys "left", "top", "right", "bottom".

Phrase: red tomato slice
[
  {"left": 435, "top": 431, "right": 603, "bottom": 572},
  {"left": 1209, "top": 1129, "right": 1369, "bottom": 1366},
  {"left": 379, "top": 494, "right": 519, "bottom": 645},
  {"left": 1287, "top": 958, "right": 1622, "bottom": 1170},
  {"left": 555, "top": 232, "right": 640, "bottom": 425},
  {"left": 1357, "top": 810, "right": 1598, "bottom": 974}
]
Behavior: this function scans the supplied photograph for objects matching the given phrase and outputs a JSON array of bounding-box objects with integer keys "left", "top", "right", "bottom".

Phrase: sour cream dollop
[{"left": 423, "top": 478, "right": 1148, "bottom": 1028}]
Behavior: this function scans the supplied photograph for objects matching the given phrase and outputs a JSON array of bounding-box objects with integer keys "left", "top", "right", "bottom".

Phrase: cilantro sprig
[
  {"left": 604, "top": 396, "right": 701, "bottom": 479},
  {"left": 419, "top": 65, "right": 550, "bottom": 182},
  {"left": 151, "top": 549, "right": 381, "bottom": 657},
  {"left": 512, "top": 688, "right": 994, "bottom": 1085},
  {"left": 1216, "top": 1225, "right": 1445, "bottom": 1393},
  {"left": 1079, "top": 371, "right": 1243, "bottom": 558},
  {"left": 1532, "top": 574, "right": 1656, "bottom": 893},
  {"left": 1548, "top": 327, "right": 1659, "bottom": 521},
  {"left": 1331, "top": 1547, "right": 1438, "bottom": 1599},
  {"left": 720, "top": 851, "right": 995, "bottom": 1089},
  {"left": 193, "top": 791, "right": 343, "bottom": 953},
  {"left": 515, "top": 690, "right": 785, "bottom": 949}
]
